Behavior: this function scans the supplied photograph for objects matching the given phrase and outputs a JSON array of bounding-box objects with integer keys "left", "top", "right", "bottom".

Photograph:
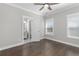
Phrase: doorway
[{"left": 22, "top": 16, "right": 32, "bottom": 43}]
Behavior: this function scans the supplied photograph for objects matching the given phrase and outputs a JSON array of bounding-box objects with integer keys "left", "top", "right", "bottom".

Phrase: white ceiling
[{"left": 6, "top": 3, "right": 73, "bottom": 16}]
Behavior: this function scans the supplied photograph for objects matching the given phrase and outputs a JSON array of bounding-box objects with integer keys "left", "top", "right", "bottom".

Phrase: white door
[{"left": 22, "top": 16, "right": 41, "bottom": 44}]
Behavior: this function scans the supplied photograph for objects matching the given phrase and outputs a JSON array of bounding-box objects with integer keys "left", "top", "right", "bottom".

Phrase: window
[
  {"left": 45, "top": 18, "right": 54, "bottom": 35},
  {"left": 67, "top": 13, "right": 79, "bottom": 39}
]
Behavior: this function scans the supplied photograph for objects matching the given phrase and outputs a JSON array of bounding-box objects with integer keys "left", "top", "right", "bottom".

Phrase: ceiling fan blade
[
  {"left": 48, "top": 5, "right": 52, "bottom": 10},
  {"left": 34, "top": 3, "right": 45, "bottom": 5},
  {"left": 46, "top": 3, "right": 59, "bottom": 5},
  {"left": 34, "top": 3, "right": 59, "bottom": 5},
  {"left": 39, "top": 5, "right": 44, "bottom": 11}
]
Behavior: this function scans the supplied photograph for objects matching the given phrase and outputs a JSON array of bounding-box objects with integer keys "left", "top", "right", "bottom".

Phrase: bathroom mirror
[
  {"left": 45, "top": 18, "right": 54, "bottom": 35},
  {"left": 24, "top": 20, "right": 28, "bottom": 39},
  {"left": 23, "top": 16, "right": 31, "bottom": 40},
  {"left": 67, "top": 13, "right": 79, "bottom": 39}
]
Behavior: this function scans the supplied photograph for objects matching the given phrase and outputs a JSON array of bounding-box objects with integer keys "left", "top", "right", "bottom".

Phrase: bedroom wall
[
  {"left": 0, "top": 3, "right": 43, "bottom": 50},
  {"left": 45, "top": 4, "right": 79, "bottom": 47}
]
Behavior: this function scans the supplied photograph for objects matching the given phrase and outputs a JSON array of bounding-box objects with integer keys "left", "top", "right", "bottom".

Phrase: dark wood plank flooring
[{"left": 0, "top": 39, "right": 79, "bottom": 56}]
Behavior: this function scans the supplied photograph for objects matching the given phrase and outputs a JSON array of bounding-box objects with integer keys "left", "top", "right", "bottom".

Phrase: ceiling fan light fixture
[
  {"left": 44, "top": 4, "right": 48, "bottom": 8},
  {"left": 34, "top": 3, "right": 59, "bottom": 11}
]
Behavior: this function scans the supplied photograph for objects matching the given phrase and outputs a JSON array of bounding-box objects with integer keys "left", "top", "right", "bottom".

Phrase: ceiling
[{"left": 7, "top": 3, "right": 72, "bottom": 15}]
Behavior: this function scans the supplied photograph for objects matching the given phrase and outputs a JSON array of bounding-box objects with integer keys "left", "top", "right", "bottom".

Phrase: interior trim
[
  {"left": 4, "top": 3, "right": 41, "bottom": 16},
  {"left": 50, "top": 3, "right": 79, "bottom": 15},
  {"left": 0, "top": 40, "right": 40, "bottom": 51},
  {"left": 1, "top": 37, "right": 79, "bottom": 51},
  {"left": 45, "top": 37, "right": 79, "bottom": 48},
  {"left": 4, "top": 3, "right": 72, "bottom": 16},
  {"left": 0, "top": 41, "right": 27, "bottom": 51}
]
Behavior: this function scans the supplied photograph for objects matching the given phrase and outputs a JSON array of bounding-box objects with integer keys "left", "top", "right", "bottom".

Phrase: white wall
[
  {"left": 0, "top": 3, "right": 42, "bottom": 50},
  {"left": 45, "top": 3, "right": 79, "bottom": 47}
]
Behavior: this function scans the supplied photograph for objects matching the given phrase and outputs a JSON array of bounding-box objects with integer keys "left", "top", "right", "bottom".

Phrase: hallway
[{"left": 0, "top": 39, "right": 79, "bottom": 56}]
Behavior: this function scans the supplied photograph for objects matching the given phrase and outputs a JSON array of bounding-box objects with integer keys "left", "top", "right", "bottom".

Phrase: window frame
[
  {"left": 45, "top": 18, "right": 54, "bottom": 35},
  {"left": 67, "top": 13, "right": 79, "bottom": 39}
]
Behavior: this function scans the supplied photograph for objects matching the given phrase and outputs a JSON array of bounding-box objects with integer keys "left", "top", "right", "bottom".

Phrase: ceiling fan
[{"left": 34, "top": 3, "right": 59, "bottom": 11}]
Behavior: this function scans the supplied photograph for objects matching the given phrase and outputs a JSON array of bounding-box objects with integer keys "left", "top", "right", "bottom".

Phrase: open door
[{"left": 22, "top": 16, "right": 32, "bottom": 43}]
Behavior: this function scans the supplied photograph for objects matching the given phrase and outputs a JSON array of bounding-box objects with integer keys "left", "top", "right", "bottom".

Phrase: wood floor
[{"left": 0, "top": 39, "right": 79, "bottom": 56}]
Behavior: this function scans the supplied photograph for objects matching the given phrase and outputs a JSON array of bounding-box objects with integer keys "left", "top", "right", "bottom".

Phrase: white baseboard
[
  {"left": 0, "top": 41, "right": 27, "bottom": 51},
  {"left": 44, "top": 37, "right": 79, "bottom": 48},
  {"left": 1, "top": 37, "right": 79, "bottom": 51},
  {"left": 0, "top": 40, "right": 40, "bottom": 51}
]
